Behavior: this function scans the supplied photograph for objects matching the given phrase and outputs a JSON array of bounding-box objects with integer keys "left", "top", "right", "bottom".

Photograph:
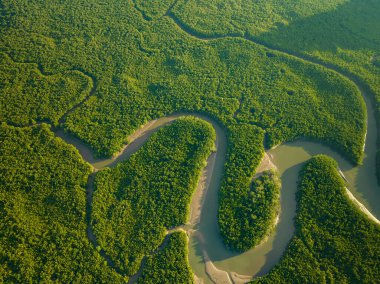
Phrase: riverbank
[
  {"left": 254, "top": 153, "right": 277, "bottom": 178},
  {"left": 345, "top": 188, "right": 380, "bottom": 225},
  {"left": 52, "top": 113, "right": 380, "bottom": 284}
]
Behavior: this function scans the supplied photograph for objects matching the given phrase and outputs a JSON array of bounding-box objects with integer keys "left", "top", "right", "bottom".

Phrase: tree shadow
[{"left": 255, "top": 0, "right": 380, "bottom": 56}]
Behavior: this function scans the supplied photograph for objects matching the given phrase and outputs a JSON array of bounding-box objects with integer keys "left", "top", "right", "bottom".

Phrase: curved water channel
[
  {"left": 6, "top": 2, "right": 379, "bottom": 282},
  {"left": 188, "top": 90, "right": 380, "bottom": 283},
  {"left": 55, "top": 98, "right": 380, "bottom": 284},
  {"left": 52, "top": 3, "right": 380, "bottom": 281}
]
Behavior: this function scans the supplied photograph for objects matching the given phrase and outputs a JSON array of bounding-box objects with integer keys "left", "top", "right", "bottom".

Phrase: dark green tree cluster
[
  {"left": 92, "top": 117, "right": 214, "bottom": 275},
  {"left": 373, "top": 56, "right": 380, "bottom": 68},
  {"left": 0, "top": 124, "right": 123, "bottom": 283},
  {"left": 138, "top": 231, "right": 194, "bottom": 284},
  {"left": 377, "top": 150, "right": 380, "bottom": 184},
  {"left": 254, "top": 155, "right": 380, "bottom": 283},
  {"left": 218, "top": 124, "right": 277, "bottom": 251},
  {"left": 171, "top": 0, "right": 380, "bottom": 99},
  {"left": 0, "top": 53, "right": 92, "bottom": 126}
]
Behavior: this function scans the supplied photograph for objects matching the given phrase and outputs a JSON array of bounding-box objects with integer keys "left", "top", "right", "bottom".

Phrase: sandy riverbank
[
  {"left": 345, "top": 187, "right": 380, "bottom": 225},
  {"left": 254, "top": 152, "right": 277, "bottom": 178},
  {"left": 54, "top": 113, "right": 380, "bottom": 284}
]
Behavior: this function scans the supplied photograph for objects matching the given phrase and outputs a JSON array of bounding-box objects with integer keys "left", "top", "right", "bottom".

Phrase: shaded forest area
[{"left": 138, "top": 231, "right": 194, "bottom": 284}]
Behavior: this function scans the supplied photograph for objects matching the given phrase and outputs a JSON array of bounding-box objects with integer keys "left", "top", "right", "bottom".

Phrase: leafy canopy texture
[
  {"left": 254, "top": 155, "right": 380, "bottom": 283},
  {"left": 92, "top": 117, "right": 215, "bottom": 275},
  {"left": 0, "top": 124, "right": 123, "bottom": 283},
  {"left": 138, "top": 231, "right": 194, "bottom": 284}
]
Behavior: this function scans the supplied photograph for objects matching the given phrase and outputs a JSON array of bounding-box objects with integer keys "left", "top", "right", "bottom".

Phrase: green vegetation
[
  {"left": 248, "top": 171, "right": 280, "bottom": 241},
  {"left": 0, "top": 0, "right": 366, "bottom": 163},
  {"left": 377, "top": 150, "right": 380, "bottom": 184},
  {"left": 171, "top": 0, "right": 347, "bottom": 37},
  {"left": 219, "top": 124, "right": 271, "bottom": 251},
  {"left": 171, "top": 0, "right": 380, "bottom": 167},
  {"left": 134, "top": 0, "right": 175, "bottom": 20},
  {"left": 0, "top": 53, "right": 92, "bottom": 126},
  {"left": 0, "top": 124, "right": 123, "bottom": 283},
  {"left": 254, "top": 155, "right": 380, "bottom": 283},
  {"left": 373, "top": 56, "right": 380, "bottom": 68},
  {"left": 1, "top": 0, "right": 377, "bottom": 280},
  {"left": 92, "top": 117, "right": 214, "bottom": 275},
  {"left": 171, "top": 0, "right": 380, "bottom": 99},
  {"left": 138, "top": 231, "right": 194, "bottom": 284}
]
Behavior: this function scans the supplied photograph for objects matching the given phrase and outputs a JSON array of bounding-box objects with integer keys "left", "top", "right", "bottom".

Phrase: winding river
[
  {"left": 52, "top": 11, "right": 380, "bottom": 278},
  {"left": 188, "top": 87, "right": 380, "bottom": 283},
  {"left": 22, "top": 2, "right": 380, "bottom": 282},
  {"left": 54, "top": 96, "right": 380, "bottom": 284}
]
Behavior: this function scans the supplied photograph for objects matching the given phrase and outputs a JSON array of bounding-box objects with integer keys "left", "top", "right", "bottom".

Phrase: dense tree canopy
[
  {"left": 1, "top": 0, "right": 378, "bottom": 282},
  {"left": 0, "top": 53, "right": 92, "bottom": 126},
  {"left": 170, "top": 0, "right": 380, "bottom": 176},
  {"left": 254, "top": 155, "right": 380, "bottom": 283},
  {"left": 219, "top": 124, "right": 268, "bottom": 250},
  {"left": 0, "top": 0, "right": 366, "bottom": 162},
  {"left": 0, "top": 124, "right": 123, "bottom": 283},
  {"left": 92, "top": 117, "right": 215, "bottom": 275},
  {"left": 138, "top": 231, "right": 194, "bottom": 284}
]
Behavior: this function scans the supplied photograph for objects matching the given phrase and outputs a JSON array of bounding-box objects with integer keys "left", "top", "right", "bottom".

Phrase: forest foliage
[
  {"left": 134, "top": 0, "right": 175, "bottom": 20},
  {"left": 0, "top": 52, "right": 92, "bottom": 126},
  {"left": 0, "top": 0, "right": 367, "bottom": 163},
  {"left": 170, "top": 0, "right": 380, "bottom": 170},
  {"left": 254, "top": 155, "right": 380, "bottom": 283},
  {"left": 0, "top": 124, "right": 123, "bottom": 283},
  {"left": 171, "top": 0, "right": 380, "bottom": 103},
  {"left": 92, "top": 117, "right": 214, "bottom": 275},
  {"left": 0, "top": 0, "right": 378, "bottom": 281},
  {"left": 218, "top": 124, "right": 280, "bottom": 251},
  {"left": 138, "top": 231, "right": 194, "bottom": 284}
]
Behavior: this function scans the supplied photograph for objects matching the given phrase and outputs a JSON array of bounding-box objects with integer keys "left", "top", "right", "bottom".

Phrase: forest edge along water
[
  {"left": 18, "top": 3, "right": 380, "bottom": 280},
  {"left": 53, "top": 105, "right": 380, "bottom": 284},
  {"left": 3, "top": 1, "right": 380, "bottom": 282}
]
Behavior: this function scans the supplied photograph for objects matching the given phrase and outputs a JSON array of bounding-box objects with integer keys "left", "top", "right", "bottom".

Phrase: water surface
[{"left": 189, "top": 91, "right": 380, "bottom": 282}]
